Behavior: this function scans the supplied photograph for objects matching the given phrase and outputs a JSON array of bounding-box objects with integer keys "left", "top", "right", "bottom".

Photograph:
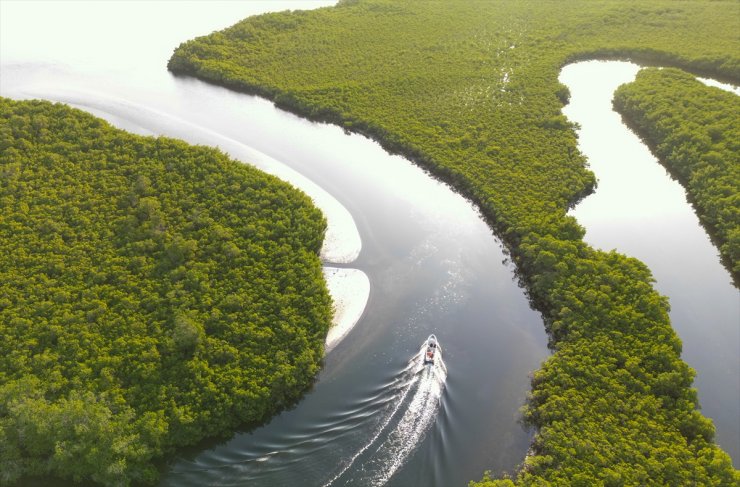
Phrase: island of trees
[
  {"left": 0, "top": 97, "right": 332, "bottom": 485},
  {"left": 614, "top": 68, "right": 739, "bottom": 287},
  {"left": 166, "top": 0, "right": 739, "bottom": 484}
]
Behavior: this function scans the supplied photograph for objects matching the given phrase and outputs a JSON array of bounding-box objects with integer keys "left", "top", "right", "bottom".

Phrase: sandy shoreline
[
  {"left": 322, "top": 267, "right": 370, "bottom": 353},
  {"left": 12, "top": 85, "right": 370, "bottom": 354}
]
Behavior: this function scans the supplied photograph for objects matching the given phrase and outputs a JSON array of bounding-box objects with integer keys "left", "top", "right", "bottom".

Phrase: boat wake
[
  {"left": 325, "top": 344, "right": 447, "bottom": 486},
  {"left": 161, "top": 345, "right": 446, "bottom": 487}
]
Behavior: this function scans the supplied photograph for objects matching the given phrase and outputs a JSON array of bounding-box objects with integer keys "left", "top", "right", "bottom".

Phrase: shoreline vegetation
[
  {"left": 613, "top": 68, "right": 740, "bottom": 287},
  {"left": 166, "top": 0, "right": 740, "bottom": 484},
  {"left": 0, "top": 97, "right": 334, "bottom": 485}
]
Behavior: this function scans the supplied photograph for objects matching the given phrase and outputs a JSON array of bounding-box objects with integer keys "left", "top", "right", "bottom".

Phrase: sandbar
[{"left": 323, "top": 267, "right": 370, "bottom": 353}]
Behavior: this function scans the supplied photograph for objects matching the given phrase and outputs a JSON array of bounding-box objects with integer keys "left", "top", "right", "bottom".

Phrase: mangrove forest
[
  {"left": 0, "top": 98, "right": 332, "bottom": 485},
  {"left": 166, "top": 0, "right": 739, "bottom": 484},
  {"left": 614, "top": 67, "right": 740, "bottom": 287}
]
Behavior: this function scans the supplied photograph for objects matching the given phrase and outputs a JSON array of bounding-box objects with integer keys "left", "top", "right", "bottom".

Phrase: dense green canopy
[
  {"left": 167, "top": 0, "right": 739, "bottom": 484},
  {"left": 614, "top": 68, "right": 740, "bottom": 286},
  {"left": 0, "top": 98, "right": 332, "bottom": 485}
]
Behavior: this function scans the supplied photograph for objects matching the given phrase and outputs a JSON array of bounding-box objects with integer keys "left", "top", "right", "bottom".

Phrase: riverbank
[
  {"left": 10, "top": 84, "right": 370, "bottom": 355},
  {"left": 562, "top": 59, "right": 740, "bottom": 468},
  {"left": 613, "top": 67, "right": 740, "bottom": 286},
  {"left": 167, "top": 2, "right": 739, "bottom": 484},
  {"left": 323, "top": 267, "right": 371, "bottom": 352},
  {"left": 0, "top": 96, "right": 335, "bottom": 485}
]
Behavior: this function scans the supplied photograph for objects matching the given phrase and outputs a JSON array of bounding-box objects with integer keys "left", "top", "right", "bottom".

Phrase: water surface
[
  {"left": 1, "top": 2, "right": 549, "bottom": 485},
  {"left": 562, "top": 60, "right": 740, "bottom": 463},
  {"left": 6, "top": 2, "right": 733, "bottom": 481}
]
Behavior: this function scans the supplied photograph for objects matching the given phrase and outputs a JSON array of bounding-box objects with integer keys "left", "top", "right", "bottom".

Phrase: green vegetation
[
  {"left": 166, "top": 0, "right": 740, "bottom": 484},
  {"left": 0, "top": 97, "right": 332, "bottom": 485},
  {"left": 614, "top": 68, "right": 740, "bottom": 286}
]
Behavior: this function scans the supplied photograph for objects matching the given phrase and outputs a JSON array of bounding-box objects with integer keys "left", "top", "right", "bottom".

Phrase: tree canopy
[
  {"left": 614, "top": 68, "right": 740, "bottom": 286},
  {"left": 0, "top": 97, "right": 332, "bottom": 485},
  {"left": 166, "top": 1, "right": 739, "bottom": 484}
]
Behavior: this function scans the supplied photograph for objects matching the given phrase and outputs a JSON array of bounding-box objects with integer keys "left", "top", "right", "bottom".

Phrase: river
[
  {"left": 561, "top": 60, "right": 740, "bottom": 463},
  {"left": 1, "top": 3, "right": 736, "bottom": 485},
  {"left": 1, "top": 2, "right": 548, "bottom": 485}
]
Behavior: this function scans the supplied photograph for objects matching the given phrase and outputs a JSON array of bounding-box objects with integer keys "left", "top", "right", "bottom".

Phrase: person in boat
[
  {"left": 424, "top": 334, "right": 438, "bottom": 363},
  {"left": 425, "top": 342, "right": 435, "bottom": 362}
]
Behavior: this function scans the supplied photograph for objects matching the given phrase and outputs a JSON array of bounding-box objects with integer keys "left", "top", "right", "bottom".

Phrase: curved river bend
[
  {"left": 2, "top": 3, "right": 737, "bottom": 484},
  {"left": 1, "top": 2, "right": 548, "bottom": 485}
]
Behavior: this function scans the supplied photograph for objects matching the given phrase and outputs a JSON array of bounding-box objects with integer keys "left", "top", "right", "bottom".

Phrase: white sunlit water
[
  {"left": 698, "top": 77, "right": 740, "bottom": 95},
  {"left": 561, "top": 60, "right": 740, "bottom": 463},
  {"left": 1, "top": 3, "right": 550, "bottom": 485},
  {"left": 7, "top": 0, "right": 736, "bottom": 482}
]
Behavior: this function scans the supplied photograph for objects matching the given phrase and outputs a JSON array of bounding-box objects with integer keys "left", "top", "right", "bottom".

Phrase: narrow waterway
[
  {"left": 561, "top": 60, "right": 740, "bottom": 464},
  {"left": 3, "top": 2, "right": 736, "bottom": 482},
  {"left": 1, "top": 2, "right": 549, "bottom": 485}
]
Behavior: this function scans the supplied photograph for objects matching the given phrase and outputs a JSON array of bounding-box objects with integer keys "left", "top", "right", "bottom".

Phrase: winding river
[
  {"left": 561, "top": 61, "right": 739, "bottom": 463},
  {"left": 1, "top": 2, "right": 548, "bottom": 485},
  {"left": 1, "top": 2, "right": 737, "bottom": 485}
]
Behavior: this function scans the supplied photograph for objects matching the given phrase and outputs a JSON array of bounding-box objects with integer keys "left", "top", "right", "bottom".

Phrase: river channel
[
  {"left": 1, "top": 2, "right": 737, "bottom": 485},
  {"left": 562, "top": 61, "right": 739, "bottom": 463},
  {"left": 1, "top": 2, "right": 548, "bottom": 485}
]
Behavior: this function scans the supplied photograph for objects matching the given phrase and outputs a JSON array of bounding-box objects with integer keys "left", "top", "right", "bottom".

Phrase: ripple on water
[
  {"left": 561, "top": 60, "right": 740, "bottom": 463},
  {"left": 324, "top": 346, "right": 448, "bottom": 487},
  {"left": 163, "top": 353, "right": 443, "bottom": 487}
]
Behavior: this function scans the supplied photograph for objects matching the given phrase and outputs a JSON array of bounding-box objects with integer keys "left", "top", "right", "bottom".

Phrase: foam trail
[
  {"left": 323, "top": 360, "right": 422, "bottom": 486},
  {"left": 359, "top": 354, "right": 447, "bottom": 486},
  {"left": 326, "top": 346, "right": 447, "bottom": 486},
  {"left": 168, "top": 367, "right": 415, "bottom": 482}
]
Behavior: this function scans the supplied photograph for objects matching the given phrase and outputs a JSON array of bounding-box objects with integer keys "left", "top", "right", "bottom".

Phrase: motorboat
[{"left": 423, "top": 334, "right": 440, "bottom": 365}]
